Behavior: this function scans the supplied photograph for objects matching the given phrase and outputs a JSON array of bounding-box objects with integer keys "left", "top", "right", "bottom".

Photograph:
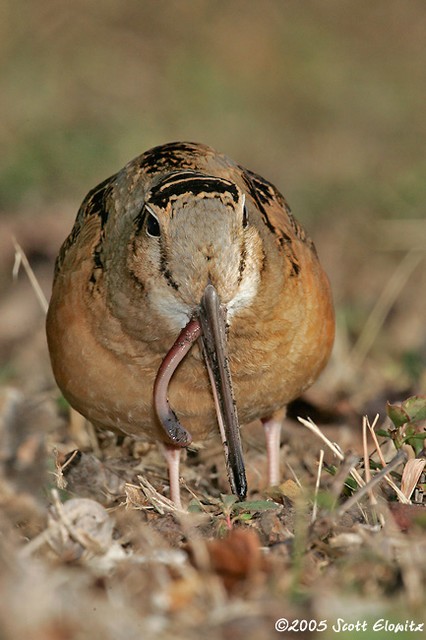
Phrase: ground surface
[{"left": 1, "top": 2, "right": 425, "bottom": 638}]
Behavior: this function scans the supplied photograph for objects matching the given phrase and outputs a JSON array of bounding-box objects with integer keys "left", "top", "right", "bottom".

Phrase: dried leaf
[
  {"left": 206, "top": 528, "right": 266, "bottom": 592},
  {"left": 278, "top": 479, "right": 302, "bottom": 501},
  {"left": 400, "top": 458, "right": 426, "bottom": 500}
]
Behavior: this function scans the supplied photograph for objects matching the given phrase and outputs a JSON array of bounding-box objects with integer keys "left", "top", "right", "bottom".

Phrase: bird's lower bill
[{"left": 153, "top": 284, "right": 247, "bottom": 500}]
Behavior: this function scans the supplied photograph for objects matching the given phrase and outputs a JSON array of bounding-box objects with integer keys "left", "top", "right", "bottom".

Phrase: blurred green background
[{"left": 1, "top": 0, "right": 425, "bottom": 395}]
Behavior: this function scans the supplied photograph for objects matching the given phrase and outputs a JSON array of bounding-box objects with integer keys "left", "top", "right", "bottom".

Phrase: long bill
[{"left": 199, "top": 284, "right": 247, "bottom": 500}]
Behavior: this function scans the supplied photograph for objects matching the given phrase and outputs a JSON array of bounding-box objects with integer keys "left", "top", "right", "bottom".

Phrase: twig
[
  {"left": 337, "top": 449, "right": 407, "bottom": 516},
  {"left": 330, "top": 453, "right": 361, "bottom": 498},
  {"left": 363, "top": 416, "right": 384, "bottom": 526}
]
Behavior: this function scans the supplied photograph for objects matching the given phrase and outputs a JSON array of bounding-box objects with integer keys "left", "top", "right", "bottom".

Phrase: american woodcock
[{"left": 46, "top": 142, "right": 334, "bottom": 507}]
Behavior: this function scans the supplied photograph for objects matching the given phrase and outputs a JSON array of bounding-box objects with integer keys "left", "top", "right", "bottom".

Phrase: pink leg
[
  {"left": 161, "top": 445, "right": 183, "bottom": 509},
  {"left": 261, "top": 408, "right": 286, "bottom": 486}
]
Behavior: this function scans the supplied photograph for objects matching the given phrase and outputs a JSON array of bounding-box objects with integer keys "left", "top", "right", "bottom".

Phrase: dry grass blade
[
  {"left": 311, "top": 449, "right": 324, "bottom": 522},
  {"left": 362, "top": 416, "right": 373, "bottom": 486},
  {"left": 284, "top": 461, "right": 303, "bottom": 488},
  {"left": 297, "top": 416, "right": 365, "bottom": 488},
  {"left": 366, "top": 415, "right": 387, "bottom": 467},
  {"left": 180, "top": 479, "right": 211, "bottom": 512},
  {"left": 299, "top": 414, "right": 411, "bottom": 507},
  {"left": 12, "top": 237, "right": 49, "bottom": 314}
]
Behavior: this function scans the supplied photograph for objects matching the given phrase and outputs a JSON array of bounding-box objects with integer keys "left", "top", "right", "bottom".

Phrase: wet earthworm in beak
[
  {"left": 153, "top": 318, "right": 201, "bottom": 447},
  {"left": 153, "top": 284, "right": 247, "bottom": 500}
]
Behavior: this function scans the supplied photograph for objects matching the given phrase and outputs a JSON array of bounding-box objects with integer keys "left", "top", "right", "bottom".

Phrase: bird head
[{"left": 129, "top": 171, "right": 263, "bottom": 332}]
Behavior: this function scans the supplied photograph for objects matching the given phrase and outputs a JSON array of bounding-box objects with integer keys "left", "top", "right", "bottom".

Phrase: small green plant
[
  {"left": 376, "top": 395, "right": 426, "bottom": 455},
  {"left": 215, "top": 494, "right": 279, "bottom": 533}
]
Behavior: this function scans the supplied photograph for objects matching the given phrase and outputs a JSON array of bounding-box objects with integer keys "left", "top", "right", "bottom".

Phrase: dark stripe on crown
[
  {"left": 139, "top": 142, "right": 206, "bottom": 175},
  {"left": 148, "top": 172, "right": 240, "bottom": 208}
]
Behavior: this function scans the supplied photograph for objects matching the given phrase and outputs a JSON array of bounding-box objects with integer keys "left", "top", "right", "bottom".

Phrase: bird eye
[
  {"left": 145, "top": 207, "right": 161, "bottom": 238},
  {"left": 242, "top": 204, "right": 249, "bottom": 229}
]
